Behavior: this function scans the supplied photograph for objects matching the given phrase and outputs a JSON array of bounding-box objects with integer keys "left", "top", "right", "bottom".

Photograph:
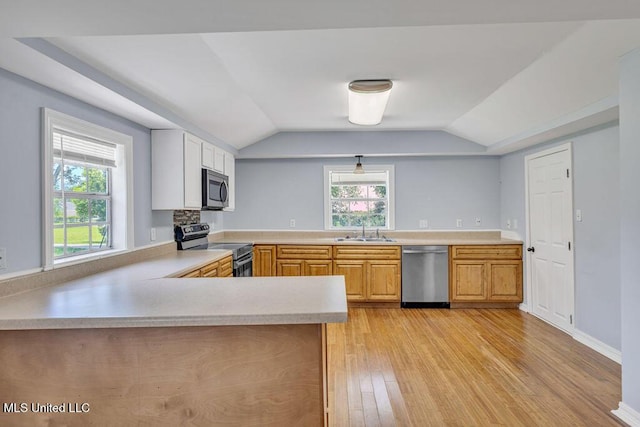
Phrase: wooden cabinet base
[
  {"left": 0, "top": 324, "right": 327, "bottom": 426},
  {"left": 450, "top": 302, "right": 520, "bottom": 309}
]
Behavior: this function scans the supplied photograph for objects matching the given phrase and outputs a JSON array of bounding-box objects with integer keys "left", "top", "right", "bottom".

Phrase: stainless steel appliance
[
  {"left": 202, "top": 169, "right": 229, "bottom": 210},
  {"left": 175, "top": 223, "right": 252, "bottom": 277},
  {"left": 401, "top": 245, "right": 449, "bottom": 308}
]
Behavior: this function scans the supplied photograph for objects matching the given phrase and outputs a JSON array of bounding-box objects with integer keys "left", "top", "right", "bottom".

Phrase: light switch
[
  {"left": 506, "top": 219, "right": 511, "bottom": 229},
  {"left": 576, "top": 209, "right": 582, "bottom": 222},
  {"left": 419, "top": 219, "right": 428, "bottom": 229},
  {"left": 150, "top": 228, "right": 157, "bottom": 241},
  {"left": 456, "top": 219, "right": 463, "bottom": 228},
  {"left": 513, "top": 219, "right": 518, "bottom": 229}
]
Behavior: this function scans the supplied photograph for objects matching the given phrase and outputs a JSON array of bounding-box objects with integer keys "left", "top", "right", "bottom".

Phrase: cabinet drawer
[
  {"left": 277, "top": 245, "right": 332, "bottom": 260},
  {"left": 200, "top": 261, "right": 220, "bottom": 276},
  {"left": 450, "top": 245, "right": 522, "bottom": 260},
  {"left": 181, "top": 269, "right": 201, "bottom": 278},
  {"left": 219, "top": 256, "right": 233, "bottom": 277},
  {"left": 333, "top": 245, "right": 401, "bottom": 260}
]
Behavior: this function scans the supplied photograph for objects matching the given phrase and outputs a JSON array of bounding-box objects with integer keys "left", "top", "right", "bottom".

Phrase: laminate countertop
[{"left": 0, "top": 250, "right": 348, "bottom": 330}]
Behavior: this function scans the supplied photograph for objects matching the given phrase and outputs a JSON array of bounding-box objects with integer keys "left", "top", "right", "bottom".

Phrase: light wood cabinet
[
  {"left": 276, "top": 245, "right": 333, "bottom": 277},
  {"left": 333, "top": 246, "right": 401, "bottom": 303},
  {"left": 179, "top": 255, "right": 234, "bottom": 278},
  {"left": 219, "top": 255, "right": 233, "bottom": 277},
  {"left": 253, "top": 245, "right": 277, "bottom": 277},
  {"left": 450, "top": 245, "right": 522, "bottom": 306}
]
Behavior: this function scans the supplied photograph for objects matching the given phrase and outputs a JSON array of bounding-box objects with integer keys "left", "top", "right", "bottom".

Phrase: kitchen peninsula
[{"left": 0, "top": 250, "right": 347, "bottom": 426}]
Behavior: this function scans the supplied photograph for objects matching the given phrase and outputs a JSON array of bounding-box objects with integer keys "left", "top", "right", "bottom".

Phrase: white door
[{"left": 526, "top": 144, "right": 574, "bottom": 332}]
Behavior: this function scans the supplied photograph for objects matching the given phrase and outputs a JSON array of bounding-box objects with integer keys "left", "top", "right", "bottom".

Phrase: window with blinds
[
  {"left": 52, "top": 130, "right": 114, "bottom": 259},
  {"left": 325, "top": 166, "right": 394, "bottom": 229}
]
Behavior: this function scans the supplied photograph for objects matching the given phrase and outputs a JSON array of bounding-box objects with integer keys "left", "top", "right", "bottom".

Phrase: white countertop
[{"left": 0, "top": 251, "right": 348, "bottom": 330}]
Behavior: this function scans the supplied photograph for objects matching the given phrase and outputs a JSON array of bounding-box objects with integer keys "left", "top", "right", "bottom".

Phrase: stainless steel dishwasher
[{"left": 401, "top": 246, "right": 449, "bottom": 308}]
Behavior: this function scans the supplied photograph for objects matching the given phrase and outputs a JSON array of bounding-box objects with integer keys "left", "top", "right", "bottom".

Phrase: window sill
[{"left": 51, "top": 248, "right": 128, "bottom": 270}]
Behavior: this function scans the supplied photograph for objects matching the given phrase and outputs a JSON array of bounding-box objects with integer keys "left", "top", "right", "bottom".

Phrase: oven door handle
[{"left": 234, "top": 256, "right": 253, "bottom": 268}]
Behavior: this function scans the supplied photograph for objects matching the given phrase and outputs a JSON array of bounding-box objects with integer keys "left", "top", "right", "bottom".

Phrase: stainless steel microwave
[{"left": 202, "top": 169, "right": 229, "bottom": 210}]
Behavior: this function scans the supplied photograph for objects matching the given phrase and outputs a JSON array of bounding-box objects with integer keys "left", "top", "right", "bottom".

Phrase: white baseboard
[
  {"left": 518, "top": 303, "right": 530, "bottom": 313},
  {"left": 613, "top": 402, "right": 640, "bottom": 426},
  {"left": 573, "top": 329, "right": 622, "bottom": 364}
]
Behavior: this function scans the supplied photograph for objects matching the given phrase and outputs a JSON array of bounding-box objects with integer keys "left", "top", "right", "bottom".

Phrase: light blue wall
[
  {"left": 0, "top": 68, "right": 157, "bottom": 275},
  {"left": 619, "top": 48, "right": 640, "bottom": 415},
  {"left": 223, "top": 156, "right": 501, "bottom": 230},
  {"left": 499, "top": 124, "right": 621, "bottom": 350}
]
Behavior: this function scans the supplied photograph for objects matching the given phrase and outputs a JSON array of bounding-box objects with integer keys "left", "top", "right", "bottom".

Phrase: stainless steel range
[{"left": 175, "top": 223, "right": 253, "bottom": 277}]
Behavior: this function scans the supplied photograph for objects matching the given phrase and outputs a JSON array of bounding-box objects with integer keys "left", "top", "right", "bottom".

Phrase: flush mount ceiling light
[
  {"left": 354, "top": 155, "right": 365, "bottom": 174},
  {"left": 348, "top": 80, "right": 393, "bottom": 126}
]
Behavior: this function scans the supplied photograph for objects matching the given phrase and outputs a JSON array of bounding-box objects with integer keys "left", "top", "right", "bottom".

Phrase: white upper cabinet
[
  {"left": 152, "top": 130, "right": 203, "bottom": 210},
  {"left": 223, "top": 151, "right": 235, "bottom": 211},
  {"left": 202, "top": 141, "right": 225, "bottom": 173}
]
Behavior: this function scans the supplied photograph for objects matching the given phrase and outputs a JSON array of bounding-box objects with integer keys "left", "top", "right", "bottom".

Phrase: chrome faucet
[
  {"left": 361, "top": 223, "right": 366, "bottom": 238},
  {"left": 376, "top": 228, "right": 380, "bottom": 238}
]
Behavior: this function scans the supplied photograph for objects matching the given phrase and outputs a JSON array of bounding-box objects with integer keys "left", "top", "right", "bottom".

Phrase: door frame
[{"left": 524, "top": 142, "right": 575, "bottom": 333}]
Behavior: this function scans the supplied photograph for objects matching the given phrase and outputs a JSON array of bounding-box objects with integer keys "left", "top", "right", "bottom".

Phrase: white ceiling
[{"left": 2, "top": 1, "right": 640, "bottom": 152}]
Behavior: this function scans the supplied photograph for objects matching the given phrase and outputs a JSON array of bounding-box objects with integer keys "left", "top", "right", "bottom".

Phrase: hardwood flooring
[{"left": 327, "top": 308, "right": 623, "bottom": 426}]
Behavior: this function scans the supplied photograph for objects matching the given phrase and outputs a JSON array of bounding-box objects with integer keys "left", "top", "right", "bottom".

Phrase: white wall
[
  {"left": 618, "top": 48, "right": 640, "bottom": 418},
  {"left": 0, "top": 68, "right": 157, "bottom": 275},
  {"left": 499, "top": 124, "right": 621, "bottom": 351},
  {"left": 223, "top": 156, "right": 501, "bottom": 230}
]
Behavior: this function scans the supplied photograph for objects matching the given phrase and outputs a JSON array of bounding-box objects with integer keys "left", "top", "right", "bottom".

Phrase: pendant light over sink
[
  {"left": 348, "top": 80, "right": 393, "bottom": 125},
  {"left": 353, "top": 155, "right": 365, "bottom": 174}
]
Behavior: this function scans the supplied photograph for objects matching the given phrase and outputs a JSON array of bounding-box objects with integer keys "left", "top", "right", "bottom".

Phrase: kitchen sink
[{"left": 335, "top": 237, "right": 396, "bottom": 242}]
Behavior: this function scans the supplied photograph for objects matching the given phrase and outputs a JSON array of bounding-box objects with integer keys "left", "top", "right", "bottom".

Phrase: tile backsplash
[{"left": 173, "top": 210, "right": 201, "bottom": 226}]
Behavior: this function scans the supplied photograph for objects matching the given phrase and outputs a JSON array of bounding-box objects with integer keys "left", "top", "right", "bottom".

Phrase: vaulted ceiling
[{"left": 1, "top": 1, "right": 640, "bottom": 155}]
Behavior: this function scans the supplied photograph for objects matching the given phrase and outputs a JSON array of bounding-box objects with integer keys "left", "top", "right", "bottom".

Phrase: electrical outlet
[
  {"left": 289, "top": 219, "right": 296, "bottom": 228},
  {"left": 456, "top": 219, "right": 463, "bottom": 228},
  {"left": 0, "top": 248, "right": 6, "bottom": 270},
  {"left": 475, "top": 217, "right": 481, "bottom": 226},
  {"left": 150, "top": 228, "right": 157, "bottom": 241},
  {"left": 419, "top": 219, "right": 428, "bottom": 229},
  {"left": 506, "top": 219, "right": 511, "bottom": 229},
  {"left": 513, "top": 219, "right": 518, "bottom": 229},
  {"left": 576, "top": 209, "right": 582, "bottom": 222}
]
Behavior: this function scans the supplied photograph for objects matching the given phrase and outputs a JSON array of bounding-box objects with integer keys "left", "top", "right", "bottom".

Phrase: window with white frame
[
  {"left": 43, "top": 109, "right": 134, "bottom": 267},
  {"left": 324, "top": 165, "right": 395, "bottom": 230}
]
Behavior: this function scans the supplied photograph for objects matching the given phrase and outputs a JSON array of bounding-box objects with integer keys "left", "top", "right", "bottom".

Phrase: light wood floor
[{"left": 327, "top": 308, "right": 623, "bottom": 426}]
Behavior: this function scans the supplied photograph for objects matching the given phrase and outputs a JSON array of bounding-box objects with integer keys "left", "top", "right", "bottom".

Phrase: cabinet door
[
  {"left": 367, "top": 261, "right": 401, "bottom": 301},
  {"left": 202, "top": 142, "right": 215, "bottom": 170},
  {"left": 181, "top": 269, "right": 201, "bottom": 278},
  {"left": 277, "top": 260, "right": 304, "bottom": 276},
  {"left": 223, "top": 152, "right": 235, "bottom": 211},
  {"left": 200, "top": 261, "right": 219, "bottom": 278},
  {"left": 183, "top": 134, "right": 202, "bottom": 209},
  {"left": 304, "top": 260, "right": 333, "bottom": 276},
  {"left": 214, "top": 149, "right": 225, "bottom": 173},
  {"left": 219, "top": 256, "right": 233, "bottom": 277},
  {"left": 451, "top": 260, "right": 487, "bottom": 301},
  {"left": 253, "top": 245, "right": 276, "bottom": 277},
  {"left": 488, "top": 261, "right": 523, "bottom": 302},
  {"left": 333, "top": 260, "right": 366, "bottom": 301}
]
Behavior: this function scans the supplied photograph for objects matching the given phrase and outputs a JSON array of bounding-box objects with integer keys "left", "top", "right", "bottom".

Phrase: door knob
[{"left": 527, "top": 247, "right": 535, "bottom": 253}]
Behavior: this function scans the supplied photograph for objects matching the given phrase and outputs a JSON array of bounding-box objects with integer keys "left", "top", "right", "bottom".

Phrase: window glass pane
[
  {"left": 332, "top": 215, "right": 349, "bottom": 228},
  {"left": 369, "top": 185, "right": 386, "bottom": 198},
  {"left": 54, "top": 198, "right": 64, "bottom": 225},
  {"left": 88, "top": 167, "right": 108, "bottom": 194},
  {"left": 94, "top": 224, "right": 110, "bottom": 248},
  {"left": 63, "top": 164, "right": 86, "bottom": 192},
  {"left": 67, "top": 198, "right": 87, "bottom": 223},
  {"left": 53, "top": 226, "right": 64, "bottom": 257},
  {"left": 348, "top": 201, "right": 368, "bottom": 213},
  {"left": 53, "top": 161, "right": 62, "bottom": 191},
  {"left": 65, "top": 226, "right": 91, "bottom": 255},
  {"left": 350, "top": 216, "right": 365, "bottom": 227},
  {"left": 371, "top": 201, "right": 386, "bottom": 214},
  {"left": 369, "top": 215, "right": 386, "bottom": 227},
  {"left": 91, "top": 199, "right": 108, "bottom": 222},
  {"left": 331, "top": 201, "right": 349, "bottom": 214}
]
